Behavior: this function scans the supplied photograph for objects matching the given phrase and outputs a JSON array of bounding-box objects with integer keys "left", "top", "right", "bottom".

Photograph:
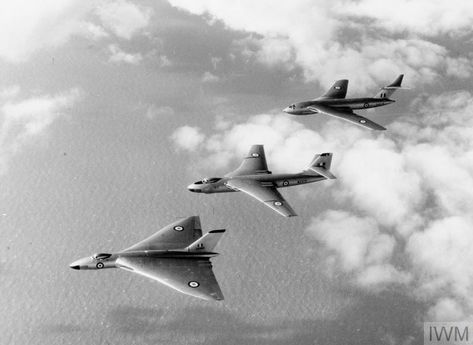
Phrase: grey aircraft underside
[
  {"left": 187, "top": 145, "right": 335, "bottom": 217},
  {"left": 70, "top": 216, "right": 225, "bottom": 301},
  {"left": 283, "top": 74, "right": 406, "bottom": 130}
]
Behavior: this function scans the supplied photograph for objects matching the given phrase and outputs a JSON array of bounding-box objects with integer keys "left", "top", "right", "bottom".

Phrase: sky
[{"left": 0, "top": 0, "right": 472, "bottom": 344}]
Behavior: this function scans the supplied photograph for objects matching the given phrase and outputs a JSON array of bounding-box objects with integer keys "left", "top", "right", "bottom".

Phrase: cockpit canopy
[
  {"left": 289, "top": 104, "right": 296, "bottom": 109},
  {"left": 92, "top": 253, "right": 112, "bottom": 260},
  {"left": 200, "top": 177, "right": 222, "bottom": 184}
]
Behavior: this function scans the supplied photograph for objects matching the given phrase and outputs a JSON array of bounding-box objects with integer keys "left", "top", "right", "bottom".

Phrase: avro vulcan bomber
[{"left": 70, "top": 216, "right": 225, "bottom": 301}]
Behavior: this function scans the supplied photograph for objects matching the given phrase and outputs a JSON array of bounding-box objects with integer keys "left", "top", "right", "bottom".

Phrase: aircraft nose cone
[
  {"left": 283, "top": 107, "right": 290, "bottom": 113},
  {"left": 187, "top": 184, "right": 201, "bottom": 193},
  {"left": 69, "top": 258, "right": 86, "bottom": 269}
]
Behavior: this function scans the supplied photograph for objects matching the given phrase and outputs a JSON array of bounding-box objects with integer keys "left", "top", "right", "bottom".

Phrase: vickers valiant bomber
[
  {"left": 188, "top": 145, "right": 335, "bottom": 217},
  {"left": 70, "top": 216, "right": 225, "bottom": 301},
  {"left": 283, "top": 74, "right": 406, "bottom": 130}
]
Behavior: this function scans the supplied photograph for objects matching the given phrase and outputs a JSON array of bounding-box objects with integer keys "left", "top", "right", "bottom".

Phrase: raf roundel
[
  {"left": 359, "top": 119, "right": 367, "bottom": 124},
  {"left": 283, "top": 180, "right": 289, "bottom": 186},
  {"left": 274, "top": 201, "right": 283, "bottom": 206},
  {"left": 96, "top": 262, "right": 104, "bottom": 269},
  {"left": 251, "top": 153, "right": 259, "bottom": 157},
  {"left": 188, "top": 281, "right": 200, "bottom": 288},
  {"left": 173, "top": 225, "right": 184, "bottom": 231}
]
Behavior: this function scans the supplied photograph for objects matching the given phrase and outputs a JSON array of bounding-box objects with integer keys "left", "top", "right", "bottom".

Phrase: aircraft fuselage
[
  {"left": 69, "top": 250, "right": 218, "bottom": 270},
  {"left": 284, "top": 97, "right": 394, "bottom": 115},
  {"left": 188, "top": 173, "right": 325, "bottom": 194}
]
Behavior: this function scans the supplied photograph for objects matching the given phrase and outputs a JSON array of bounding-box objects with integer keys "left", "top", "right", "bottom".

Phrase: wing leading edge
[
  {"left": 307, "top": 105, "right": 386, "bottom": 131},
  {"left": 123, "top": 216, "right": 203, "bottom": 252},
  {"left": 117, "top": 256, "right": 224, "bottom": 301},
  {"left": 226, "top": 179, "right": 297, "bottom": 217}
]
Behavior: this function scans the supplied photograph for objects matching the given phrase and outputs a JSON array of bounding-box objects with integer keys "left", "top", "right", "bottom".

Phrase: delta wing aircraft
[
  {"left": 188, "top": 145, "right": 335, "bottom": 217},
  {"left": 70, "top": 216, "right": 225, "bottom": 301},
  {"left": 283, "top": 74, "right": 406, "bottom": 130}
]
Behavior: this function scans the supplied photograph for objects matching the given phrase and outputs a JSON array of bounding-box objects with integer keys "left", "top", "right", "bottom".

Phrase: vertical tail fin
[
  {"left": 304, "top": 153, "right": 336, "bottom": 179},
  {"left": 374, "top": 74, "right": 404, "bottom": 99},
  {"left": 319, "top": 79, "right": 348, "bottom": 99},
  {"left": 186, "top": 230, "right": 225, "bottom": 252}
]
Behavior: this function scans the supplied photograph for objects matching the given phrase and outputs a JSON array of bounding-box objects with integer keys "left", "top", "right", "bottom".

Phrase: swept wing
[
  {"left": 226, "top": 179, "right": 297, "bottom": 217},
  {"left": 123, "top": 216, "right": 203, "bottom": 252},
  {"left": 307, "top": 104, "right": 386, "bottom": 131},
  {"left": 117, "top": 257, "right": 224, "bottom": 301}
]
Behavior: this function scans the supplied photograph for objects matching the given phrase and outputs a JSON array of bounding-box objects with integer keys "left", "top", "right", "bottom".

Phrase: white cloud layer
[
  {"left": 0, "top": 0, "right": 152, "bottom": 63},
  {"left": 0, "top": 87, "right": 80, "bottom": 173},
  {"left": 168, "top": 0, "right": 473, "bottom": 90},
  {"left": 170, "top": 90, "right": 473, "bottom": 321}
]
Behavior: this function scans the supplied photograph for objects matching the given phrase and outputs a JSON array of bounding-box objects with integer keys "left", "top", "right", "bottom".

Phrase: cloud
[
  {"left": 169, "top": 90, "right": 473, "bottom": 320},
  {"left": 168, "top": 0, "right": 473, "bottom": 90},
  {"left": 0, "top": 0, "right": 95, "bottom": 62},
  {"left": 144, "top": 105, "right": 175, "bottom": 119},
  {"left": 0, "top": 85, "right": 21, "bottom": 99},
  {"left": 407, "top": 217, "right": 473, "bottom": 320},
  {"left": 0, "top": 0, "right": 153, "bottom": 63},
  {"left": 108, "top": 44, "right": 143, "bottom": 65},
  {"left": 202, "top": 71, "right": 220, "bottom": 83},
  {"left": 95, "top": 0, "right": 152, "bottom": 40},
  {"left": 338, "top": 0, "right": 473, "bottom": 37},
  {"left": 0, "top": 87, "right": 80, "bottom": 173},
  {"left": 171, "top": 126, "right": 206, "bottom": 151},
  {"left": 306, "top": 210, "right": 409, "bottom": 288}
]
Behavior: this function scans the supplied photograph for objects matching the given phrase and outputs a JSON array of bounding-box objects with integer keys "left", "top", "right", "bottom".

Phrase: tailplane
[
  {"left": 374, "top": 74, "right": 407, "bottom": 99},
  {"left": 304, "top": 153, "right": 336, "bottom": 179},
  {"left": 185, "top": 230, "right": 225, "bottom": 252}
]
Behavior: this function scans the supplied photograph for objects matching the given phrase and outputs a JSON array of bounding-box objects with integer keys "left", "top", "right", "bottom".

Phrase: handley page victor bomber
[
  {"left": 70, "top": 216, "right": 225, "bottom": 301},
  {"left": 188, "top": 145, "right": 335, "bottom": 217},
  {"left": 283, "top": 74, "right": 407, "bottom": 130}
]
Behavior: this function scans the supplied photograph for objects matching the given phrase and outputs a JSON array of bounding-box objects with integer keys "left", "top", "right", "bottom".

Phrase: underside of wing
[
  {"left": 123, "top": 216, "right": 203, "bottom": 252},
  {"left": 226, "top": 179, "right": 297, "bottom": 217},
  {"left": 117, "top": 256, "right": 224, "bottom": 301},
  {"left": 307, "top": 105, "right": 386, "bottom": 130},
  {"left": 225, "top": 145, "right": 270, "bottom": 177}
]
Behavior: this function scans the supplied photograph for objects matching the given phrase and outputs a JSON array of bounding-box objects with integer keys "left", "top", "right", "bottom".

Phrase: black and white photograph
[{"left": 1, "top": 1, "right": 472, "bottom": 344}]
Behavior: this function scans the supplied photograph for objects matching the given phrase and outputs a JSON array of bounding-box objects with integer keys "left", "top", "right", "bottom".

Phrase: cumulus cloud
[
  {"left": 171, "top": 126, "right": 205, "bottom": 151},
  {"left": 338, "top": 0, "right": 473, "bottom": 37},
  {"left": 108, "top": 44, "right": 143, "bottom": 65},
  {"left": 0, "top": 88, "right": 80, "bottom": 173},
  {"left": 95, "top": 0, "right": 152, "bottom": 40},
  {"left": 306, "top": 210, "right": 409, "bottom": 288},
  {"left": 168, "top": 0, "right": 473, "bottom": 90},
  {"left": 170, "top": 90, "right": 473, "bottom": 320},
  {"left": 0, "top": 0, "right": 153, "bottom": 63}
]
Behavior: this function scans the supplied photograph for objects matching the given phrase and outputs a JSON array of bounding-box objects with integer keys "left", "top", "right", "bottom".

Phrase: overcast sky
[{"left": 1, "top": 1, "right": 472, "bottom": 344}]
